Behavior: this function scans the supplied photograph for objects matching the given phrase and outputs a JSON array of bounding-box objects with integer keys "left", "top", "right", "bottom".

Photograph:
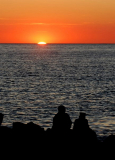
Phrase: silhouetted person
[
  {"left": 73, "top": 112, "right": 97, "bottom": 143},
  {"left": 72, "top": 112, "right": 98, "bottom": 159},
  {"left": 73, "top": 112, "right": 88, "bottom": 131},
  {"left": 52, "top": 105, "right": 72, "bottom": 132},
  {"left": 51, "top": 106, "right": 72, "bottom": 159}
]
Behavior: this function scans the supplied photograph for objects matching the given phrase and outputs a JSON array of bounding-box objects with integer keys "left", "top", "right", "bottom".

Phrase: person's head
[
  {"left": 79, "top": 112, "right": 86, "bottom": 119},
  {"left": 58, "top": 105, "right": 66, "bottom": 113},
  {"left": 0, "top": 113, "right": 4, "bottom": 125}
]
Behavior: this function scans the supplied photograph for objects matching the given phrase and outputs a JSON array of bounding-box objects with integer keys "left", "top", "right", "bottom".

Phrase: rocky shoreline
[
  {"left": 0, "top": 109, "right": 115, "bottom": 158},
  {"left": 0, "top": 122, "right": 115, "bottom": 157}
]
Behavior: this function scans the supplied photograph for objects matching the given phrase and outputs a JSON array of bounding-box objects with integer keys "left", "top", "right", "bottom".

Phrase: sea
[{"left": 0, "top": 44, "right": 115, "bottom": 139}]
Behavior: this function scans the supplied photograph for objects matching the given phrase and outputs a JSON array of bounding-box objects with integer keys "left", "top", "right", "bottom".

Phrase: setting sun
[
  {"left": 0, "top": 0, "right": 115, "bottom": 43},
  {"left": 38, "top": 42, "right": 47, "bottom": 45}
]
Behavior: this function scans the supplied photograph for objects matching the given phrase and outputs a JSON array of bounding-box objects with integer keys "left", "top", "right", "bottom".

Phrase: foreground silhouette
[
  {"left": 0, "top": 113, "right": 4, "bottom": 126},
  {"left": 73, "top": 112, "right": 97, "bottom": 143},
  {"left": 0, "top": 108, "right": 114, "bottom": 158},
  {"left": 72, "top": 112, "right": 99, "bottom": 158},
  {"left": 52, "top": 105, "right": 72, "bottom": 132}
]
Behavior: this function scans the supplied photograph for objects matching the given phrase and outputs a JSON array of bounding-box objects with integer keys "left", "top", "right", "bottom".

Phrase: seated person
[
  {"left": 52, "top": 105, "right": 72, "bottom": 132},
  {"left": 73, "top": 112, "right": 97, "bottom": 143},
  {"left": 73, "top": 112, "right": 88, "bottom": 131}
]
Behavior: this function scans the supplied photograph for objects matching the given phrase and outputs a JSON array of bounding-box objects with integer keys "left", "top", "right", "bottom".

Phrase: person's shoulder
[
  {"left": 74, "top": 118, "right": 79, "bottom": 123},
  {"left": 64, "top": 113, "right": 71, "bottom": 119},
  {"left": 53, "top": 113, "right": 59, "bottom": 119},
  {"left": 64, "top": 113, "right": 69, "bottom": 116}
]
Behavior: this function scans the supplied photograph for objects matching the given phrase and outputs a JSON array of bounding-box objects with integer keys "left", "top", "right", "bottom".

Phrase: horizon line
[{"left": 0, "top": 43, "right": 115, "bottom": 45}]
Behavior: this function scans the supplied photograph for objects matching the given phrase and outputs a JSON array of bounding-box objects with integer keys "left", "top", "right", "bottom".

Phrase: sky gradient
[{"left": 0, "top": 0, "right": 115, "bottom": 43}]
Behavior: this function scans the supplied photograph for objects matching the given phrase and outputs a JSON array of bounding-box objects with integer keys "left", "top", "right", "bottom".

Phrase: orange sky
[{"left": 0, "top": 0, "right": 115, "bottom": 43}]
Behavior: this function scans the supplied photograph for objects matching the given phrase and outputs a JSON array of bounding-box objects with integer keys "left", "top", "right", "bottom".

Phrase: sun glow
[{"left": 38, "top": 42, "right": 47, "bottom": 44}]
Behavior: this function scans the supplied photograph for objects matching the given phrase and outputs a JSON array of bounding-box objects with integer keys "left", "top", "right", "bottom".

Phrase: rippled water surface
[{"left": 0, "top": 44, "right": 115, "bottom": 138}]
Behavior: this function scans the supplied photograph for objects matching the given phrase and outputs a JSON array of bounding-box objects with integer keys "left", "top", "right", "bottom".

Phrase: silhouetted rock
[
  {"left": 26, "top": 122, "right": 45, "bottom": 149},
  {"left": 102, "top": 134, "right": 115, "bottom": 158},
  {"left": 12, "top": 122, "right": 27, "bottom": 149},
  {"left": 0, "top": 113, "right": 12, "bottom": 140},
  {"left": 0, "top": 111, "right": 115, "bottom": 159},
  {"left": 0, "top": 113, "right": 13, "bottom": 155},
  {"left": 12, "top": 122, "right": 45, "bottom": 159},
  {"left": 103, "top": 134, "right": 115, "bottom": 144},
  {"left": 0, "top": 113, "right": 4, "bottom": 126},
  {"left": 13, "top": 122, "right": 26, "bottom": 131},
  {"left": 26, "top": 122, "right": 44, "bottom": 132},
  {"left": 13, "top": 122, "right": 26, "bottom": 140},
  {"left": 0, "top": 126, "right": 12, "bottom": 143}
]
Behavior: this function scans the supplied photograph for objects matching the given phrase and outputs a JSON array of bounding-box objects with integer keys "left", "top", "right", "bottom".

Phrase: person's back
[
  {"left": 73, "top": 112, "right": 88, "bottom": 132},
  {"left": 73, "top": 112, "right": 97, "bottom": 144},
  {"left": 52, "top": 105, "right": 72, "bottom": 132}
]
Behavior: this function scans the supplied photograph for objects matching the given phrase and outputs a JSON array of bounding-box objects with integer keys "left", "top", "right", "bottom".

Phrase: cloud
[
  {"left": 29, "top": 23, "right": 84, "bottom": 26},
  {"left": 0, "top": 18, "right": 5, "bottom": 20},
  {"left": 28, "top": 23, "right": 45, "bottom": 25},
  {"left": 0, "top": 21, "right": 94, "bottom": 26}
]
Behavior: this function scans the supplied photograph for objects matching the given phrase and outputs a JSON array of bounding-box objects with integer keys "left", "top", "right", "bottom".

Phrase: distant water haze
[{"left": 0, "top": 44, "right": 115, "bottom": 138}]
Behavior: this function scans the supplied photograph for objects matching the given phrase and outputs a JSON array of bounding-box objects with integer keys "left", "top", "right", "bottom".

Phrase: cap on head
[{"left": 79, "top": 112, "right": 86, "bottom": 119}]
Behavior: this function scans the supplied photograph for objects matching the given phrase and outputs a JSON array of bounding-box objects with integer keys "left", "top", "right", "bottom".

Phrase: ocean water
[{"left": 0, "top": 44, "right": 115, "bottom": 138}]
